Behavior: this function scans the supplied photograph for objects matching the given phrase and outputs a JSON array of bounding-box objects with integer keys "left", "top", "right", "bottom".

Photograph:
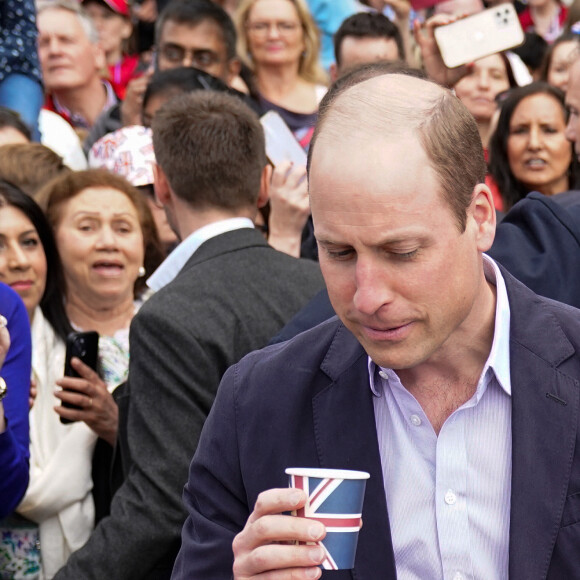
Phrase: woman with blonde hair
[{"left": 235, "top": 0, "right": 327, "bottom": 150}]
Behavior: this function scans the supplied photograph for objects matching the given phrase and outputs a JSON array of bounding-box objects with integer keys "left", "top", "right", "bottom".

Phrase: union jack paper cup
[{"left": 286, "top": 467, "right": 370, "bottom": 570}]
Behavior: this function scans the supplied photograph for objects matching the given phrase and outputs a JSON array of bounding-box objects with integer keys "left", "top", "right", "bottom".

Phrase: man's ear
[
  {"left": 94, "top": 43, "right": 107, "bottom": 72},
  {"left": 257, "top": 163, "right": 272, "bottom": 208},
  {"left": 226, "top": 57, "right": 242, "bottom": 86},
  {"left": 153, "top": 163, "right": 171, "bottom": 207},
  {"left": 329, "top": 63, "right": 338, "bottom": 83},
  {"left": 471, "top": 183, "right": 496, "bottom": 252}
]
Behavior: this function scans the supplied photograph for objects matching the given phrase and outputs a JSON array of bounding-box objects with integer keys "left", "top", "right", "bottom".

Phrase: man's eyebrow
[{"left": 316, "top": 233, "right": 425, "bottom": 246}]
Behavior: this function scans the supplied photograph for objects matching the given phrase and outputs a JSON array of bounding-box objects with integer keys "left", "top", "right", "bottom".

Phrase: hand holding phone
[
  {"left": 59, "top": 331, "right": 99, "bottom": 424},
  {"left": 434, "top": 4, "right": 524, "bottom": 69}
]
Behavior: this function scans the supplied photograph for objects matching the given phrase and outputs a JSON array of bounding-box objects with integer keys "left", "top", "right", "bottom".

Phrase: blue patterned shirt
[{"left": 0, "top": 0, "right": 42, "bottom": 85}]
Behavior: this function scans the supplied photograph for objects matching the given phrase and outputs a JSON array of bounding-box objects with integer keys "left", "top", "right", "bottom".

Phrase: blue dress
[{"left": 0, "top": 282, "right": 31, "bottom": 518}]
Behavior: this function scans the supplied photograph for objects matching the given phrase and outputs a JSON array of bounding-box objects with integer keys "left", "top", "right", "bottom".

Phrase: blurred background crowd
[{"left": 1, "top": 0, "right": 580, "bottom": 577}]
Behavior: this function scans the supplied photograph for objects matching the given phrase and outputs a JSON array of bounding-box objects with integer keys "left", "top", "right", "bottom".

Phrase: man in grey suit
[{"left": 55, "top": 91, "right": 324, "bottom": 579}]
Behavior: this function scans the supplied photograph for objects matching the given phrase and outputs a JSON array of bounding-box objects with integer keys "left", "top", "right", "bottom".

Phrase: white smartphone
[
  {"left": 434, "top": 4, "right": 524, "bottom": 69},
  {"left": 260, "top": 111, "right": 307, "bottom": 168}
]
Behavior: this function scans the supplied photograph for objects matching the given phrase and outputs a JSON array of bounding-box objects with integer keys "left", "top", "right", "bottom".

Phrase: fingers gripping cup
[{"left": 286, "top": 468, "right": 370, "bottom": 570}]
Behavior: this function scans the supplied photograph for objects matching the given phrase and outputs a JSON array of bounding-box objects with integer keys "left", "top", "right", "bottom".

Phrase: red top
[
  {"left": 518, "top": 5, "right": 568, "bottom": 43},
  {"left": 108, "top": 54, "right": 140, "bottom": 100}
]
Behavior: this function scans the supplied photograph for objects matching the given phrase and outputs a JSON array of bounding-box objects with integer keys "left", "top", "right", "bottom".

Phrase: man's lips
[{"left": 360, "top": 321, "right": 414, "bottom": 341}]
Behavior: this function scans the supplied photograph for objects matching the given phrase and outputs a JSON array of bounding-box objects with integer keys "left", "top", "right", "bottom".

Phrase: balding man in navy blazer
[{"left": 173, "top": 72, "right": 580, "bottom": 580}]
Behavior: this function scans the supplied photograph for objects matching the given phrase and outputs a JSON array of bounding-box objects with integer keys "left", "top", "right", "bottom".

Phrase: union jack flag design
[{"left": 290, "top": 474, "right": 364, "bottom": 570}]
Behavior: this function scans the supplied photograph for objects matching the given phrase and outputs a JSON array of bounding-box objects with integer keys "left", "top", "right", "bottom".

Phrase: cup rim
[{"left": 285, "top": 467, "right": 370, "bottom": 480}]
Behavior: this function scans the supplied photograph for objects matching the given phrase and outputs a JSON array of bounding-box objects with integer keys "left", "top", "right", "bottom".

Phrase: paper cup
[{"left": 286, "top": 467, "right": 369, "bottom": 570}]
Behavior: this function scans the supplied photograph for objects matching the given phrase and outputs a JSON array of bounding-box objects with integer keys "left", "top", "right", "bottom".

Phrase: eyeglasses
[
  {"left": 246, "top": 21, "right": 300, "bottom": 36},
  {"left": 159, "top": 44, "right": 223, "bottom": 69}
]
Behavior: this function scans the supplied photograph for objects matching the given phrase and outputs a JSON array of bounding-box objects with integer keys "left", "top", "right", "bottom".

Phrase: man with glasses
[
  {"left": 154, "top": 0, "right": 240, "bottom": 82},
  {"left": 84, "top": 0, "right": 241, "bottom": 152}
]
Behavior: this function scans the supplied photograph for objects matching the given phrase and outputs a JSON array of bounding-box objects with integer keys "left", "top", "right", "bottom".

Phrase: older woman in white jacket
[{"left": 0, "top": 173, "right": 161, "bottom": 578}]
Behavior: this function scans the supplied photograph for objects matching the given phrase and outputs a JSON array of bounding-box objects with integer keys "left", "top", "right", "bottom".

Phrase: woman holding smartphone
[{"left": 0, "top": 175, "right": 161, "bottom": 578}]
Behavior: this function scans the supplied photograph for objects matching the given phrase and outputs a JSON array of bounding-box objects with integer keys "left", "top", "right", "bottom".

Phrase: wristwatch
[{"left": 0, "top": 377, "right": 6, "bottom": 401}]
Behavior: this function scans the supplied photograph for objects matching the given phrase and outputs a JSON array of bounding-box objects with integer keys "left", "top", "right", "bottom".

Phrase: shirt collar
[
  {"left": 369, "top": 254, "right": 511, "bottom": 398},
  {"left": 52, "top": 80, "right": 117, "bottom": 129},
  {"left": 147, "top": 217, "right": 254, "bottom": 292}
]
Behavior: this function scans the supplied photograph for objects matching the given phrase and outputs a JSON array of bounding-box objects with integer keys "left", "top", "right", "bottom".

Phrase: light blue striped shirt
[{"left": 369, "top": 255, "right": 512, "bottom": 580}]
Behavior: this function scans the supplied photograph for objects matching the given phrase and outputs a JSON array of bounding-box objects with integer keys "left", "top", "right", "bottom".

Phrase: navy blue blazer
[{"left": 173, "top": 268, "right": 580, "bottom": 579}]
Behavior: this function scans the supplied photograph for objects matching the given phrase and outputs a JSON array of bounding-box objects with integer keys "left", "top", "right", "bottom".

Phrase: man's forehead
[
  {"left": 160, "top": 18, "right": 226, "bottom": 48},
  {"left": 40, "top": 7, "right": 81, "bottom": 27}
]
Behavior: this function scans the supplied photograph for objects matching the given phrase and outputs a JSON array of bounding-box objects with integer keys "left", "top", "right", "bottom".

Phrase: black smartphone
[{"left": 60, "top": 331, "right": 99, "bottom": 424}]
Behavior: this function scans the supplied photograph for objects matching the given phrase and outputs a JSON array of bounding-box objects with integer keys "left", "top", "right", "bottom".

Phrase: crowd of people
[{"left": 1, "top": 0, "right": 580, "bottom": 578}]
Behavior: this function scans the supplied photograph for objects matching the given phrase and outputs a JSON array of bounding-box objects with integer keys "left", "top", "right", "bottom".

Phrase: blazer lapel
[
  {"left": 312, "top": 325, "right": 397, "bottom": 580},
  {"left": 506, "top": 273, "right": 580, "bottom": 580}
]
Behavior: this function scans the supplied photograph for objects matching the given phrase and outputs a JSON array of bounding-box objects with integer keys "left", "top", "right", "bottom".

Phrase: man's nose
[
  {"left": 47, "top": 36, "right": 62, "bottom": 54},
  {"left": 181, "top": 52, "right": 193, "bottom": 68},
  {"left": 352, "top": 258, "right": 395, "bottom": 315}
]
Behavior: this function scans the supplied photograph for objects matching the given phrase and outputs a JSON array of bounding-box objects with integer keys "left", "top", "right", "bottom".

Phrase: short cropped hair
[
  {"left": 37, "top": 169, "right": 164, "bottom": 297},
  {"left": 155, "top": 0, "right": 237, "bottom": 61},
  {"left": 333, "top": 12, "right": 405, "bottom": 66},
  {"left": 0, "top": 143, "right": 71, "bottom": 197},
  {"left": 152, "top": 91, "right": 266, "bottom": 210},
  {"left": 235, "top": 0, "right": 327, "bottom": 85},
  {"left": 309, "top": 71, "right": 486, "bottom": 232},
  {"left": 37, "top": 0, "right": 99, "bottom": 44},
  {"left": 143, "top": 66, "right": 230, "bottom": 113}
]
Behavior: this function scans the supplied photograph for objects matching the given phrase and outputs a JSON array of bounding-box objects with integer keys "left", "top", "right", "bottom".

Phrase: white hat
[{"left": 89, "top": 125, "right": 155, "bottom": 187}]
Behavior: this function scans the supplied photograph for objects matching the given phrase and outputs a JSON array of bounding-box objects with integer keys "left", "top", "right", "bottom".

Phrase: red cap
[{"left": 83, "top": 0, "right": 130, "bottom": 18}]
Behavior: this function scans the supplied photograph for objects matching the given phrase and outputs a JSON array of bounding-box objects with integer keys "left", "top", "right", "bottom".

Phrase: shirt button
[
  {"left": 378, "top": 370, "right": 388, "bottom": 380},
  {"left": 410, "top": 414, "right": 422, "bottom": 426},
  {"left": 453, "top": 573, "right": 464, "bottom": 580},
  {"left": 444, "top": 490, "right": 457, "bottom": 505}
]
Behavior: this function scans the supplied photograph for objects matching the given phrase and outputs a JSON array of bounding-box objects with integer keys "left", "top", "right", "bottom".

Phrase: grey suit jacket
[{"left": 55, "top": 228, "right": 325, "bottom": 580}]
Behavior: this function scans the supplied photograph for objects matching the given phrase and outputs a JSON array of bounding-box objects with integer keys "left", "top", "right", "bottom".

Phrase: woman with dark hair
[
  {"left": 489, "top": 81, "right": 578, "bottom": 210},
  {"left": 0, "top": 173, "right": 162, "bottom": 577},
  {"left": 0, "top": 181, "right": 71, "bottom": 578}
]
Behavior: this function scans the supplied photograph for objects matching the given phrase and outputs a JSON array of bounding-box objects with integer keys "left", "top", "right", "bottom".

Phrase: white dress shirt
[
  {"left": 369, "top": 256, "right": 512, "bottom": 580},
  {"left": 147, "top": 217, "right": 255, "bottom": 292}
]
